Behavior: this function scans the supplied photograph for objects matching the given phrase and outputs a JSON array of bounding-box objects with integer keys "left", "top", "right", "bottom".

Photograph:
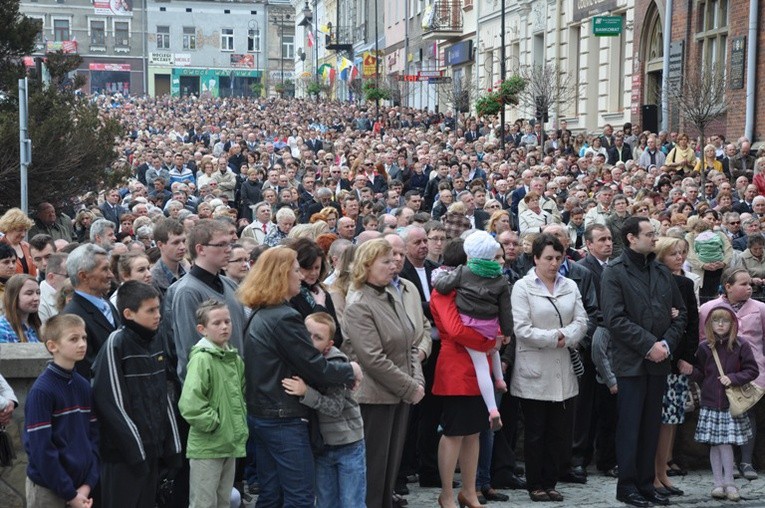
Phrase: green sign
[{"left": 592, "top": 16, "right": 622, "bottom": 36}]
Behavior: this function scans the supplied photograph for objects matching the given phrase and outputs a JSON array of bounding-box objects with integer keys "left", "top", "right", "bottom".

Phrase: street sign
[
  {"left": 417, "top": 70, "right": 444, "bottom": 78},
  {"left": 428, "top": 77, "right": 452, "bottom": 84},
  {"left": 592, "top": 16, "right": 622, "bottom": 36}
]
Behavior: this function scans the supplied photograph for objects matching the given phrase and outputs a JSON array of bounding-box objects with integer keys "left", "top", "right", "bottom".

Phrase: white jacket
[{"left": 510, "top": 271, "right": 588, "bottom": 401}]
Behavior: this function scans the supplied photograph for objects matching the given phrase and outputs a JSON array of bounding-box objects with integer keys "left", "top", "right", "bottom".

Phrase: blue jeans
[
  {"left": 252, "top": 417, "right": 315, "bottom": 508},
  {"left": 245, "top": 415, "right": 258, "bottom": 487},
  {"left": 315, "top": 440, "right": 367, "bottom": 508},
  {"left": 476, "top": 427, "right": 495, "bottom": 490}
]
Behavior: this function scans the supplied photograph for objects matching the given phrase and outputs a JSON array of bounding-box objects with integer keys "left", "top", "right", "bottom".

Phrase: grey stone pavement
[
  {"left": 399, "top": 470, "right": 765, "bottom": 507},
  {"left": 241, "top": 469, "right": 765, "bottom": 507}
]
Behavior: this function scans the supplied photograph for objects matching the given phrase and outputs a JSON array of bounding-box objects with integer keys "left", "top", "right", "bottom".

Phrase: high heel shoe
[{"left": 457, "top": 492, "right": 487, "bottom": 508}]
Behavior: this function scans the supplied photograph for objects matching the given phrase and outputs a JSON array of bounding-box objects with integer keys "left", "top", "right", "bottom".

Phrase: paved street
[{"left": 401, "top": 470, "right": 765, "bottom": 507}]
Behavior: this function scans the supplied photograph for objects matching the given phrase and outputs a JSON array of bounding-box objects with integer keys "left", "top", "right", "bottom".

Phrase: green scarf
[{"left": 467, "top": 259, "right": 502, "bottom": 279}]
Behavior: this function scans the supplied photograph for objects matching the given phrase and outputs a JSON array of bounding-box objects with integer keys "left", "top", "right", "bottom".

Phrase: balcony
[
  {"left": 325, "top": 25, "right": 354, "bottom": 53},
  {"left": 422, "top": 0, "right": 463, "bottom": 41}
]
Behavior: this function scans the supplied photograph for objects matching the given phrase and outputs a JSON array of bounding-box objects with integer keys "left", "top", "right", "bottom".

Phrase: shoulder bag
[{"left": 710, "top": 347, "right": 765, "bottom": 417}]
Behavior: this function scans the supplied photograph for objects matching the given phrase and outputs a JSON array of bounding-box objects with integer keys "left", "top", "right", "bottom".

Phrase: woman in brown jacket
[{"left": 342, "top": 239, "right": 426, "bottom": 508}]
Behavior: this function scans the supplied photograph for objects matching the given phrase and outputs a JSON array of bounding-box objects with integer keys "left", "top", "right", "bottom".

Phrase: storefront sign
[
  {"left": 444, "top": 40, "right": 473, "bottom": 66},
  {"left": 94, "top": 0, "right": 133, "bottom": 16},
  {"left": 592, "top": 16, "right": 622, "bottom": 36},
  {"left": 573, "top": 0, "right": 618, "bottom": 22},
  {"left": 89, "top": 63, "right": 131, "bottom": 72},
  {"left": 149, "top": 52, "right": 174, "bottom": 65},
  {"left": 174, "top": 54, "right": 191, "bottom": 67}
]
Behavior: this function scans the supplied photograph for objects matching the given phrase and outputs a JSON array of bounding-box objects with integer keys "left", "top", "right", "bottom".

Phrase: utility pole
[
  {"left": 374, "top": 0, "right": 380, "bottom": 120},
  {"left": 499, "top": 0, "right": 506, "bottom": 151},
  {"left": 19, "top": 78, "right": 31, "bottom": 214}
]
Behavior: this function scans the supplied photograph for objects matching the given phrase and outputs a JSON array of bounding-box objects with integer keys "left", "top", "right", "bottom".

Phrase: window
[
  {"left": 183, "top": 26, "right": 196, "bottom": 50},
  {"left": 90, "top": 19, "right": 105, "bottom": 46},
  {"left": 28, "top": 16, "right": 44, "bottom": 45},
  {"left": 53, "top": 19, "right": 70, "bottom": 41},
  {"left": 114, "top": 21, "right": 130, "bottom": 47},
  {"left": 221, "top": 28, "right": 234, "bottom": 51},
  {"left": 157, "top": 26, "right": 170, "bottom": 49},
  {"left": 248, "top": 28, "right": 261, "bottom": 52},
  {"left": 282, "top": 35, "right": 294, "bottom": 59},
  {"left": 696, "top": 0, "right": 728, "bottom": 72}
]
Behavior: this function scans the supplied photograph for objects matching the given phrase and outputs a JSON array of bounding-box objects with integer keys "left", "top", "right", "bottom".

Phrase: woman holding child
[{"left": 239, "top": 247, "right": 361, "bottom": 507}]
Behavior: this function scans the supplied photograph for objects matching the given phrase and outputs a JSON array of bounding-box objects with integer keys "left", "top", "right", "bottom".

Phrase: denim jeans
[
  {"left": 251, "top": 417, "right": 315, "bottom": 508},
  {"left": 476, "top": 427, "right": 495, "bottom": 490},
  {"left": 245, "top": 415, "right": 258, "bottom": 487},
  {"left": 315, "top": 440, "right": 367, "bottom": 508}
]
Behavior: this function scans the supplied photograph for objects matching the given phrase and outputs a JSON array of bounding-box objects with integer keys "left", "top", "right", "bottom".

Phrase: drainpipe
[
  {"left": 744, "top": 0, "right": 758, "bottom": 141},
  {"left": 554, "top": 0, "right": 562, "bottom": 125},
  {"left": 660, "top": 0, "right": 672, "bottom": 132}
]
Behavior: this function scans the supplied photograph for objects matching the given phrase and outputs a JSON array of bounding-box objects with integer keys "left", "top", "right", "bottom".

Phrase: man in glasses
[{"left": 722, "top": 212, "right": 744, "bottom": 243}]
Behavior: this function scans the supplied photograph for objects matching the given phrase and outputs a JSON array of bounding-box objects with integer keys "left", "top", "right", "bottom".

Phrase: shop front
[{"left": 170, "top": 68, "right": 263, "bottom": 98}]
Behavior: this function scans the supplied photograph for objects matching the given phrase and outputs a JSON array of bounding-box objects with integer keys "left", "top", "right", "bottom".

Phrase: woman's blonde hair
[
  {"left": 238, "top": 247, "right": 297, "bottom": 308},
  {"left": 654, "top": 236, "right": 687, "bottom": 264},
  {"left": 704, "top": 307, "right": 738, "bottom": 351},
  {"left": 486, "top": 210, "right": 511, "bottom": 234},
  {"left": 350, "top": 238, "right": 391, "bottom": 290},
  {"left": 0, "top": 208, "right": 34, "bottom": 233}
]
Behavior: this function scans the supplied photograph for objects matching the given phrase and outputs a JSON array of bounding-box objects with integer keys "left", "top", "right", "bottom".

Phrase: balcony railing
[{"left": 422, "top": 0, "right": 463, "bottom": 40}]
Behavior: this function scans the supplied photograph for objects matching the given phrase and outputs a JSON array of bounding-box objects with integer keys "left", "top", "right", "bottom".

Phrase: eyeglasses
[
  {"left": 428, "top": 236, "right": 446, "bottom": 243},
  {"left": 729, "top": 221, "right": 741, "bottom": 225},
  {"left": 203, "top": 242, "right": 233, "bottom": 249}
]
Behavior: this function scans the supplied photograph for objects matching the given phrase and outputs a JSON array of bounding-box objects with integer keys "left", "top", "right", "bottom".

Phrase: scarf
[{"left": 467, "top": 259, "right": 502, "bottom": 279}]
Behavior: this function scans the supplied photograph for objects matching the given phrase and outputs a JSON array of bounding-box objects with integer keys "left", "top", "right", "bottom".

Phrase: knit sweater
[{"left": 24, "top": 362, "right": 99, "bottom": 502}]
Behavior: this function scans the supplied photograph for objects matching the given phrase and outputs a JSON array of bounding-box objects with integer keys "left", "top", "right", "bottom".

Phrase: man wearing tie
[
  {"left": 99, "top": 188, "right": 126, "bottom": 225},
  {"left": 63, "top": 244, "right": 121, "bottom": 378}
]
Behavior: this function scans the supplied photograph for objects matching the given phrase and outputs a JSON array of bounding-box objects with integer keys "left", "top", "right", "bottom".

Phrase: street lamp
[
  {"left": 270, "top": 12, "right": 292, "bottom": 94},
  {"left": 499, "top": 0, "right": 506, "bottom": 151},
  {"left": 298, "top": 0, "right": 316, "bottom": 99},
  {"left": 248, "top": 19, "right": 260, "bottom": 95}
]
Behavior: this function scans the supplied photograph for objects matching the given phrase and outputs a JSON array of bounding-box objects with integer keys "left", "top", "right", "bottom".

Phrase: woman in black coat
[
  {"left": 239, "top": 168, "right": 263, "bottom": 221},
  {"left": 287, "top": 237, "right": 343, "bottom": 349}
]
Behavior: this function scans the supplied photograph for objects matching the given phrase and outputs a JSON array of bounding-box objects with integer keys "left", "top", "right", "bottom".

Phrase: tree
[
  {"left": 0, "top": 0, "right": 40, "bottom": 94},
  {"left": 665, "top": 66, "right": 731, "bottom": 145},
  {"left": 437, "top": 73, "right": 476, "bottom": 115},
  {"left": 515, "top": 63, "right": 580, "bottom": 125},
  {"left": 0, "top": 35, "right": 122, "bottom": 210}
]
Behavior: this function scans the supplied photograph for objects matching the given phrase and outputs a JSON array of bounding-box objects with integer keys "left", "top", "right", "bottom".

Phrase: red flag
[{"left": 307, "top": 31, "right": 315, "bottom": 48}]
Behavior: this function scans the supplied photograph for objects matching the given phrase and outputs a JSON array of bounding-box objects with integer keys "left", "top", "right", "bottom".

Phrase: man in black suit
[
  {"left": 465, "top": 120, "right": 481, "bottom": 142},
  {"left": 458, "top": 190, "right": 490, "bottom": 231},
  {"left": 62, "top": 244, "right": 120, "bottom": 379},
  {"left": 607, "top": 135, "right": 633, "bottom": 165},
  {"left": 717, "top": 143, "right": 737, "bottom": 180},
  {"left": 99, "top": 188, "right": 126, "bottom": 225},
  {"left": 601, "top": 217, "right": 686, "bottom": 508},
  {"left": 578, "top": 224, "right": 619, "bottom": 477},
  {"left": 734, "top": 184, "right": 757, "bottom": 214}
]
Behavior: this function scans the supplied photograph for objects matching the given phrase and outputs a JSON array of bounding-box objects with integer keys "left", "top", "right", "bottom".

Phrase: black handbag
[{"left": 0, "top": 426, "right": 15, "bottom": 467}]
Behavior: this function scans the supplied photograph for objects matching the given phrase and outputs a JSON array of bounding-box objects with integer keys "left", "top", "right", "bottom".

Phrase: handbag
[
  {"left": 710, "top": 347, "right": 765, "bottom": 417},
  {"left": 0, "top": 426, "right": 15, "bottom": 467},
  {"left": 545, "top": 297, "right": 584, "bottom": 378}
]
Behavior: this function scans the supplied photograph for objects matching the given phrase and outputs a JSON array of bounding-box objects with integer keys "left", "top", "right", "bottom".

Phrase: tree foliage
[
  {"left": 0, "top": 7, "right": 122, "bottom": 211},
  {"left": 665, "top": 66, "right": 731, "bottom": 144},
  {"left": 0, "top": 0, "right": 40, "bottom": 93},
  {"left": 438, "top": 74, "right": 476, "bottom": 114}
]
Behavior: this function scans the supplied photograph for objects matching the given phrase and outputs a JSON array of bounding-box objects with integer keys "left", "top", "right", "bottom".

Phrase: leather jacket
[{"left": 244, "top": 303, "right": 355, "bottom": 419}]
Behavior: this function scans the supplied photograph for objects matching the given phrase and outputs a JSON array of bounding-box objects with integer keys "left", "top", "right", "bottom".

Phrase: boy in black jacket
[{"left": 92, "top": 281, "right": 182, "bottom": 508}]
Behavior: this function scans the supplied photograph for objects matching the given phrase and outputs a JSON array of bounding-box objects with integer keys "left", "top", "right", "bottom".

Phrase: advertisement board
[{"left": 94, "top": 0, "right": 133, "bottom": 16}]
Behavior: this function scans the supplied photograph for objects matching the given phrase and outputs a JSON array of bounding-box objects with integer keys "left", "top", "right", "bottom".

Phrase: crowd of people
[{"left": 1, "top": 93, "right": 765, "bottom": 508}]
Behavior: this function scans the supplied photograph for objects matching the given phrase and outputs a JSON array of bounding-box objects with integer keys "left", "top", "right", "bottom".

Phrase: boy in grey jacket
[{"left": 281, "top": 312, "right": 366, "bottom": 508}]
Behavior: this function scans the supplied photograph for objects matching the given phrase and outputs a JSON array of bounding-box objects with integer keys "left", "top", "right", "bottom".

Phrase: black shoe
[
  {"left": 392, "top": 493, "right": 408, "bottom": 507},
  {"left": 604, "top": 466, "right": 619, "bottom": 478},
  {"left": 559, "top": 468, "right": 587, "bottom": 484},
  {"left": 481, "top": 487, "right": 510, "bottom": 502},
  {"left": 654, "top": 486, "right": 671, "bottom": 497},
  {"left": 476, "top": 494, "right": 487, "bottom": 504},
  {"left": 661, "top": 484, "right": 684, "bottom": 496},
  {"left": 514, "top": 465, "right": 526, "bottom": 476},
  {"left": 642, "top": 491, "right": 670, "bottom": 506},
  {"left": 493, "top": 473, "right": 527, "bottom": 490},
  {"left": 571, "top": 465, "right": 587, "bottom": 477},
  {"left": 394, "top": 482, "right": 409, "bottom": 496},
  {"left": 405, "top": 473, "right": 419, "bottom": 484},
  {"left": 616, "top": 492, "right": 651, "bottom": 508}
]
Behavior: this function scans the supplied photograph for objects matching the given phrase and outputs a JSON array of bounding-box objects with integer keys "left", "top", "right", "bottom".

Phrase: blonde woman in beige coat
[
  {"left": 510, "top": 233, "right": 588, "bottom": 503},
  {"left": 342, "top": 239, "right": 426, "bottom": 508}
]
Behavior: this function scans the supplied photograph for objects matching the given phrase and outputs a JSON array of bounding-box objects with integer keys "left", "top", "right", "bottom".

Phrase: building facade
[
  {"left": 633, "top": 0, "right": 764, "bottom": 143},
  {"left": 21, "top": 0, "right": 148, "bottom": 95}
]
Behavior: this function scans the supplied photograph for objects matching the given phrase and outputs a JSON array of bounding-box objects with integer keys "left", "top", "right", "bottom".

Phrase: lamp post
[
  {"left": 374, "top": 0, "right": 380, "bottom": 120},
  {"left": 248, "top": 19, "right": 260, "bottom": 96},
  {"left": 499, "top": 0, "right": 506, "bottom": 151},
  {"left": 270, "top": 12, "right": 292, "bottom": 94},
  {"left": 298, "top": 1, "right": 315, "bottom": 100}
]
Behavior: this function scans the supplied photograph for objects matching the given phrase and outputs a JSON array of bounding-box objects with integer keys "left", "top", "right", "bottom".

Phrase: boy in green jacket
[{"left": 179, "top": 300, "right": 248, "bottom": 508}]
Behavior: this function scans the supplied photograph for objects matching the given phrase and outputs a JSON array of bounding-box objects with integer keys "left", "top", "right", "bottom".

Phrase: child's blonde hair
[
  {"left": 305, "top": 312, "right": 336, "bottom": 341},
  {"left": 42, "top": 314, "right": 86, "bottom": 350},
  {"left": 704, "top": 308, "right": 738, "bottom": 351}
]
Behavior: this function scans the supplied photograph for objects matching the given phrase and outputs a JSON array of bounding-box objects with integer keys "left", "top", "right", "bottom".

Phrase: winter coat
[
  {"left": 692, "top": 338, "right": 759, "bottom": 411},
  {"left": 179, "top": 338, "right": 248, "bottom": 459}
]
